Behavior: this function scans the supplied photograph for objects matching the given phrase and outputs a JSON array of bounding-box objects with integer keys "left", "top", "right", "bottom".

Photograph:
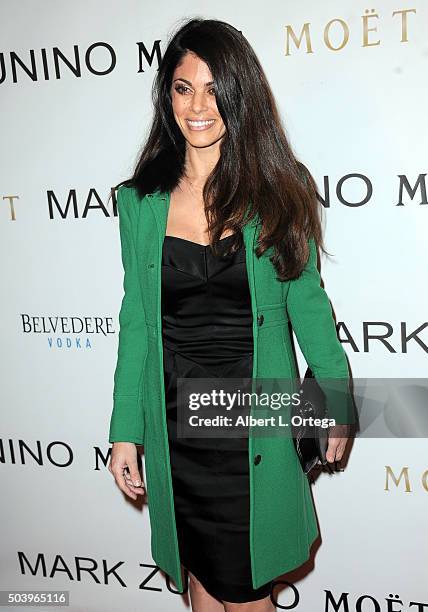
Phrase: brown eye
[{"left": 175, "top": 84, "right": 190, "bottom": 94}]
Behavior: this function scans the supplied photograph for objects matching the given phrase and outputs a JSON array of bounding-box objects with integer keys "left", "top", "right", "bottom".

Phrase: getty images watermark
[{"left": 173, "top": 376, "right": 428, "bottom": 439}]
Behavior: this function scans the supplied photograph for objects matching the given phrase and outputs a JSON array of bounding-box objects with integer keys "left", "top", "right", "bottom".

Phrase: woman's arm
[
  {"left": 286, "top": 237, "right": 353, "bottom": 425},
  {"left": 108, "top": 186, "right": 147, "bottom": 444}
]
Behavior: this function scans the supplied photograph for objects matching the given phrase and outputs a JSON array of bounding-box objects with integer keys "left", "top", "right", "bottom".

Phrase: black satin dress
[{"left": 161, "top": 232, "right": 273, "bottom": 603}]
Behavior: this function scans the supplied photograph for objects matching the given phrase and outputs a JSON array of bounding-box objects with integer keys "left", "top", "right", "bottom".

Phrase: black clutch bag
[{"left": 291, "top": 367, "right": 329, "bottom": 473}]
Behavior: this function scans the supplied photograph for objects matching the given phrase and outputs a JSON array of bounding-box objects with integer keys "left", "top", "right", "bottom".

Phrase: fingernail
[{"left": 134, "top": 480, "right": 141, "bottom": 487}]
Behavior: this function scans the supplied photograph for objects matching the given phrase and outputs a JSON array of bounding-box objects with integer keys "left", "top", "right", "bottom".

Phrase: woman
[{"left": 108, "top": 17, "right": 350, "bottom": 612}]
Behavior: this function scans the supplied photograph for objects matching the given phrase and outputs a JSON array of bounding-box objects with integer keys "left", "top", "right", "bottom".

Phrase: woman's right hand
[{"left": 108, "top": 442, "right": 146, "bottom": 500}]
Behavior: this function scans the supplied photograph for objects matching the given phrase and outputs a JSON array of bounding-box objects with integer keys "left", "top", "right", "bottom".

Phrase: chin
[{"left": 185, "top": 133, "right": 224, "bottom": 148}]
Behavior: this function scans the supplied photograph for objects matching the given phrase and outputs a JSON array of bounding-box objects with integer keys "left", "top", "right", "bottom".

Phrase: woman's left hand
[{"left": 326, "top": 424, "right": 350, "bottom": 463}]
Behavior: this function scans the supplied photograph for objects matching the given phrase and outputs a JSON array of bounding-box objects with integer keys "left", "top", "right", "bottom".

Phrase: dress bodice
[{"left": 161, "top": 233, "right": 253, "bottom": 369}]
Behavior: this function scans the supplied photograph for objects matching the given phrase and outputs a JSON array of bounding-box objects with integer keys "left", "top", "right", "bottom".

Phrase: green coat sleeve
[
  {"left": 286, "top": 238, "right": 353, "bottom": 423},
  {"left": 108, "top": 186, "right": 147, "bottom": 444}
]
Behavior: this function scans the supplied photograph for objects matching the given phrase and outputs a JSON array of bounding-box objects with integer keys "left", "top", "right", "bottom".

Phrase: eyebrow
[{"left": 172, "top": 78, "right": 214, "bottom": 86}]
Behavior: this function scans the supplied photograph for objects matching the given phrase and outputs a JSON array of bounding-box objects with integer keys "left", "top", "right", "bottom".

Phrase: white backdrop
[{"left": 1, "top": 1, "right": 427, "bottom": 610}]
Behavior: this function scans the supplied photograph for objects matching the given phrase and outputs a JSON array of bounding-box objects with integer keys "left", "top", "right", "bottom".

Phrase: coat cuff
[{"left": 108, "top": 394, "right": 145, "bottom": 444}]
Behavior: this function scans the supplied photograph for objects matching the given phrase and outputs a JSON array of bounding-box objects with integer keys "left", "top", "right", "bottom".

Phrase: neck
[{"left": 183, "top": 141, "right": 221, "bottom": 186}]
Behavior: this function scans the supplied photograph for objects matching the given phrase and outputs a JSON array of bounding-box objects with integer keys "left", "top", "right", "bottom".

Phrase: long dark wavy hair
[{"left": 113, "top": 17, "right": 327, "bottom": 281}]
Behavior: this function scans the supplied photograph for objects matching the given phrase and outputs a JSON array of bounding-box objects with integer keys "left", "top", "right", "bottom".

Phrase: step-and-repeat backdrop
[{"left": 1, "top": 1, "right": 426, "bottom": 610}]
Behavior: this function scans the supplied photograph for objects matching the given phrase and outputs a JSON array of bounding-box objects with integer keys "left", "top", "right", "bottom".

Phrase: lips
[{"left": 185, "top": 119, "right": 215, "bottom": 131}]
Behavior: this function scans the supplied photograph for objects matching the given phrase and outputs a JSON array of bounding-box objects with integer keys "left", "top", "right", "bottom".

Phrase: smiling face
[{"left": 170, "top": 51, "right": 226, "bottom": 149}]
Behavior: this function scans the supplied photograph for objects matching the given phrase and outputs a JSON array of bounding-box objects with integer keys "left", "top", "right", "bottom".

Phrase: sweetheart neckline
[{"left": 163, "top": 234, "right": 236, "bottom": 248}]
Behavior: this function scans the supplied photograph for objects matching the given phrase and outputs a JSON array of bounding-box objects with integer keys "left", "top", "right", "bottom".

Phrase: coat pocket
[{"left": 256, "top": 302, "right": 288, "bottom": 329}]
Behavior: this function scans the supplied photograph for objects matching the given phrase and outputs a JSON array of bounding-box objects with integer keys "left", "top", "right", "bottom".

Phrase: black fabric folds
[{"left": 160, "top": 233, "right": 273, "bottom": 603}]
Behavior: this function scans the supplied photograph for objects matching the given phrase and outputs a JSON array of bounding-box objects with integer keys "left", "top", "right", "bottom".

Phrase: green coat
[{"left": 108, "top": 185, "right": 350, "bottom": 592}]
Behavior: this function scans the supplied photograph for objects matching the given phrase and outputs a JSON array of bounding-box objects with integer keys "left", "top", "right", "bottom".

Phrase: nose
[{"left": 190, "top": 90, "right": 209, "bottom": 114}]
